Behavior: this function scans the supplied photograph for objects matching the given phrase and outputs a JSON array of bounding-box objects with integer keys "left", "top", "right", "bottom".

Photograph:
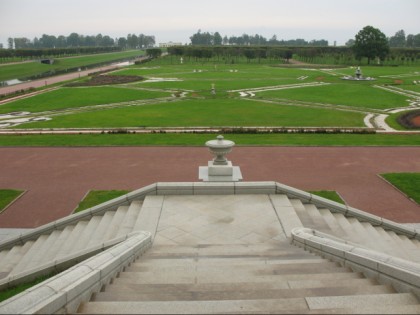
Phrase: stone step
[
  {"left": 116, "top": 200, "right": 143, "bottom": 237},
  {"left": 35, "top": 225, "right": 75, "bottom": 265},
  {"left": 289, "top": 199, "right": 316, "bottom": 228},
  {"left": 27, "top": 229, "right": 62, "bottom": 267},
  {"left": 78, "top": 293, "right": 420, "bottom": 314},
  {"left": 132, "top": 196, "right": 164, "bottom": 239},
  {"left": 92, "top": 284, "right": 395, "bottom": 302},
  {"left": 269, "top": 195, "right": 303, "bottom": 237},
  {"left": 69, "top": 216, "right": 102, "bottom": 253},
  {"left": 302, "top": 204, "right": 333, "bottom": 233},
  {"left": 0, "top": 241, "right": 34, "bottom": 274},
  {"left": 127, "top": 260, "right": 347, "bottom": 277},
  {"left": 10, "top": 234, "right": 49, "bottom": 275},
  {"left": 136, "top": 256, "right": 326, "bottom": 267},
  {"left": 102, "top": 206, "right": 129, "bottom": 240},
  {"left": 55, "top": 220, "right": 90, "bottom": 260},
  {"left": 115, "top": 269, "right": 362, "bottom": 285},
  {"left": 305, "top": 293, "right": 419, "bottom": 311},
  {"left": 318, "top": 208, "right": 349, "bottom": 238},
  {"left": 85, "top": 211, "right": 116, "bottom": 248},
  {"left": 143, "top": 243, "right": 313, "bottom": 257},
  {"left": 331, "top": 213, "right": 367, "bottom": 245},
  {"left": 106, "top": 277, "right": 378, "bottom": 294}
]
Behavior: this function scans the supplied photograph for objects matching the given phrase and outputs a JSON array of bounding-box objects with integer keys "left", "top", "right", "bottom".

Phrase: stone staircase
[
  {"left": 76, "top": 242, "right": 420, "bottom": 314},
  {"left": 0, "top": 200, "right": 144, "bottom": 279},
  {"left": 289, "top": 198, "right": 420, "bottom": 263},
  {"left": 1, "top": 183, "right": 419, "bottom": 314}
]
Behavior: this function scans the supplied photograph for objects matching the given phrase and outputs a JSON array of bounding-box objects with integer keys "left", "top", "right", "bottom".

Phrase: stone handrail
[
  {"left": 0, "top": 232, "right": 143, "bottom": 291},
  {"left": 291, "top": 227, "right": 420, "bottom": 296},
  {"left": 0, "top": 231, "right": 152, "bottom": 314}
]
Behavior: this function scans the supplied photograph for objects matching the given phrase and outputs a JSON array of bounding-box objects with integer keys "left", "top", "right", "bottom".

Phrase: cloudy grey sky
[{"left": 0, "top": 0, "right": 419, "bottom": 47}]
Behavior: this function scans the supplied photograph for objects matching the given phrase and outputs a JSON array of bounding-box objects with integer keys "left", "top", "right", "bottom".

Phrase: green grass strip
[
  {"left": 381, "top": 173, "right": 420, "bottom": 204},
  {"left": 0, "top": 272, "right": 57, "bottom": 303},
  {"left": 309, "top": 190, "right": 346, "bottom": 205},
  {"left": 74, "top": 190, "right": 130, "bottom": 213},
  {"left": 0, "top": 189, "right": 24, "bottom": 212},
  {"left": 0, "top": 133, "right": 419, "bottom": 146}
]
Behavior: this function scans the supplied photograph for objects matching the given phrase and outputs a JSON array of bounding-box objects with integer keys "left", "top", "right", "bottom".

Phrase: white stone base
[{"left": 199, "top": 164, "right": 243, "bottom": 182}]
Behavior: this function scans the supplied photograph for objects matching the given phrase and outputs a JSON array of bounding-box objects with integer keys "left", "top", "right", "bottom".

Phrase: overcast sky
[{"left": 0, "top": 0, "right": 419, "bottom": 47}]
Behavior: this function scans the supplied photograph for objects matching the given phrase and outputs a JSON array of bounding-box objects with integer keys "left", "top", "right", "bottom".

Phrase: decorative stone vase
[{"left": 205, "top": 135, "right": 235, "bottom": 165}]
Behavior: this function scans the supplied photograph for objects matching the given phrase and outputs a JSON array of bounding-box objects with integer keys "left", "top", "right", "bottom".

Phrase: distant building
[{"left": 159, "top": 41, "right": 182, "bottom": 48}]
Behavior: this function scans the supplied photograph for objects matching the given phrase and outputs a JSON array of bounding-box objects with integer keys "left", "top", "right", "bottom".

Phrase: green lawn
[
  {"left": 257, "top": 83, "right": 410, "bottom": 110},
  {"left": 17, "top": 98, "right": 365, "bottom": 129},
  {"left": 381, "top": 173, "right": 420, "bottom": 204},
  {"left": 0, "top": 189, "right": 24, "bottom": 212},
  {"left": 0, "top": 133, "right": 418, "bottom": 146},
  {"left": 1, "top": 87, "right": 169, "bottom": 114},
  {"left": 74, "top": 190, "right": 130, "bottom": 213},
  {"left": 309, "top": 190, "right": 346, "bottom": 204}
]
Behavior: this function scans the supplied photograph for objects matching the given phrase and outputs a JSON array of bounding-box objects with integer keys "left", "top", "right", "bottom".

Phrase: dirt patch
[
  {"left": 65, "top": 75, "right": 144, "bottom": 87},
  {"left": 315, "top": 76, "right": 325, "bottom": 81},
  {"left": 397, "top": 109, "right": 420, "bottom": 129},
  {"left": 394, "top": 79, "right": 404, "bottom": 85}
]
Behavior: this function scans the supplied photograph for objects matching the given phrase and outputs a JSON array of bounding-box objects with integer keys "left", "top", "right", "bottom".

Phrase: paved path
[
  {"left": 0, "top": 64, "right": 120, "bottom": 96},
  {"left": 0, "top": 147, "right": 419, "bottom": 228}
]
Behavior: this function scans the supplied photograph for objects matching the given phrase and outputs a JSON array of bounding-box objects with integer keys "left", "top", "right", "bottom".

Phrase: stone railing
[
  {"left": 0, "top": 231, "right": 152, "bottom": 314},
  {"left": 291, "top": 227, "right": 420, "bottom": 297}
]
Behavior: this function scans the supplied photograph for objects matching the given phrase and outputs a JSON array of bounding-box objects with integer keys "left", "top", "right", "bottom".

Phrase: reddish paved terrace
[{"left": 0, "top": 146, "right": 419, "bottom": 228}]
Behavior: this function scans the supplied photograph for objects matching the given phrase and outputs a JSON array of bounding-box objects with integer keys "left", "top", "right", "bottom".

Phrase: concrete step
[
  {"left": 269, "top": 195, "right": 303, "bottom": 237},
  {"left": 331, "top": 213, "right": 367, "bottom": 246},
  {"left": 69, "top": 216, "right": 102, "bottom": 253},
  {"left": 107, "top": 277, "right": 378, "bottom": 294},
  {"left": 143, "top": 243, "right": 314, "bottom": 257},
  {"left": 0, "top": 241, "right": 34, "bottom": 275},
  {"left": 318, "top": 208, "right": 349, "bottom": 238},
  {"left": 115, "top": 200, "right": 143, "bottom": 237},
  {"left": 115, "top": 268, "right": 362, "bottom": 285},
  {"left": 289, "top": 199, "right": 316, "bottom": 228},
  {"left": 10, "top": 234, "right": 49, "bottom": 275},
  {"left": 85, "top": 211, "right": 116, "bottom": 248},
  {"left": 136, "top": 256, "right": 326, "bottom": 267},
  {"left": 78, "top": 293, "right": 420, "bottom": 314},
  {"left": 132, "top": 196, "right": 164, "bottom": 239},
  {"left": 27, "top": 229, "right": 62, "bottom": 267},
  {"left": 55, "top": 221, "right": 89, "bottom": 260},
  {"left": 36, "top": 225, "right": 75, "bottom": 265},
  {"left": 303, "top": 204, "right": 334, "bottom": 234},
  {"left": 92, "top": 284, "right": 395, "bottom": 302},
  {"left": 305, "top": 292, "right": 419, "bottom": 311},
  {"left": 102, "top": 206, "right": 129, "bottom": 240}
]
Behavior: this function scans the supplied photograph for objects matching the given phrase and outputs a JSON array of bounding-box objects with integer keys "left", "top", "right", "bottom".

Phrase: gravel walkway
[{"left": 0, "top": 146, "right": 419, "bottom": 228}]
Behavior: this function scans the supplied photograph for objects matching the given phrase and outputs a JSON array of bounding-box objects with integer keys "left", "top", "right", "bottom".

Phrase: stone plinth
[{"left": 199, "top": 135, "right": 243, "bottom": 182}]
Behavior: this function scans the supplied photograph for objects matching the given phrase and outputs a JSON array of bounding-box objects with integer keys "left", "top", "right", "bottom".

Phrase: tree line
[
  {"left": 190, "top": 30, "right": 328, "bottom": 46},
  {"left": 6, "top": 33, "right": 156, "bottom": 49}
]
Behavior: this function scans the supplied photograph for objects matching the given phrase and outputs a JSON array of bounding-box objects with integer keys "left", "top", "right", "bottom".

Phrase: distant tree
[
  {"left": 345, "top": 39, "right": 355, "bottom": 47},
  {"left": 222, "top": 35, "right": 229, "bottom": 45},
  {"left": 389, "top": 30, "right": 406, "bottom": 47},
  {"left": 146, "top": 48, "right": 162, "bottom": 58},
  {"left": 7, "top": 37, "right": 14, "bottom": 49},
  {"left": 213, "top": 32, "right": 223, "bottom": 45},
  {"left": 67, "top": 33, "right": 80, "bottom": 47},
  {"left": 353, "top": 26, "right": 389, "bottom": 64}
]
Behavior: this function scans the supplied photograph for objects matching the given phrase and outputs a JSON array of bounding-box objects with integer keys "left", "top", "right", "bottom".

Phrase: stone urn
[{"left": 205, "top": 135, "right": 235, "bottom": 165}]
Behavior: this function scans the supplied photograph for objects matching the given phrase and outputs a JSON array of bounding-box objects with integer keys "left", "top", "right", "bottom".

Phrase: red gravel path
[{"left": 0, "top": 147, "right": 419, "bottom": 228}]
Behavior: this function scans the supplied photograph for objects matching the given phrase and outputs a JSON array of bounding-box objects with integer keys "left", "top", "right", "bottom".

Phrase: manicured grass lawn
[
  {"left": 0, "top": 133, "right": 418, "bottom": 146},
  {"left": 381, "top": 173, "right": 420, "bottom": 204},
  {"left": 257, "top": 83, "right": 410, "bottom": 110},
  {"left": 309, "top": 190, "right": 345, "bottom": 204},
  {"left": 74, "top": 190, "right": 130, "bottom": 213},
  {"left": 18, "top": 98, "right": 365, "bottom": 129},
  {"left": 0, "top": 189, "right": 24, "bottom": 212},
  {"left": 0, "top": 87, "right": 169, "bottom": 114}
]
